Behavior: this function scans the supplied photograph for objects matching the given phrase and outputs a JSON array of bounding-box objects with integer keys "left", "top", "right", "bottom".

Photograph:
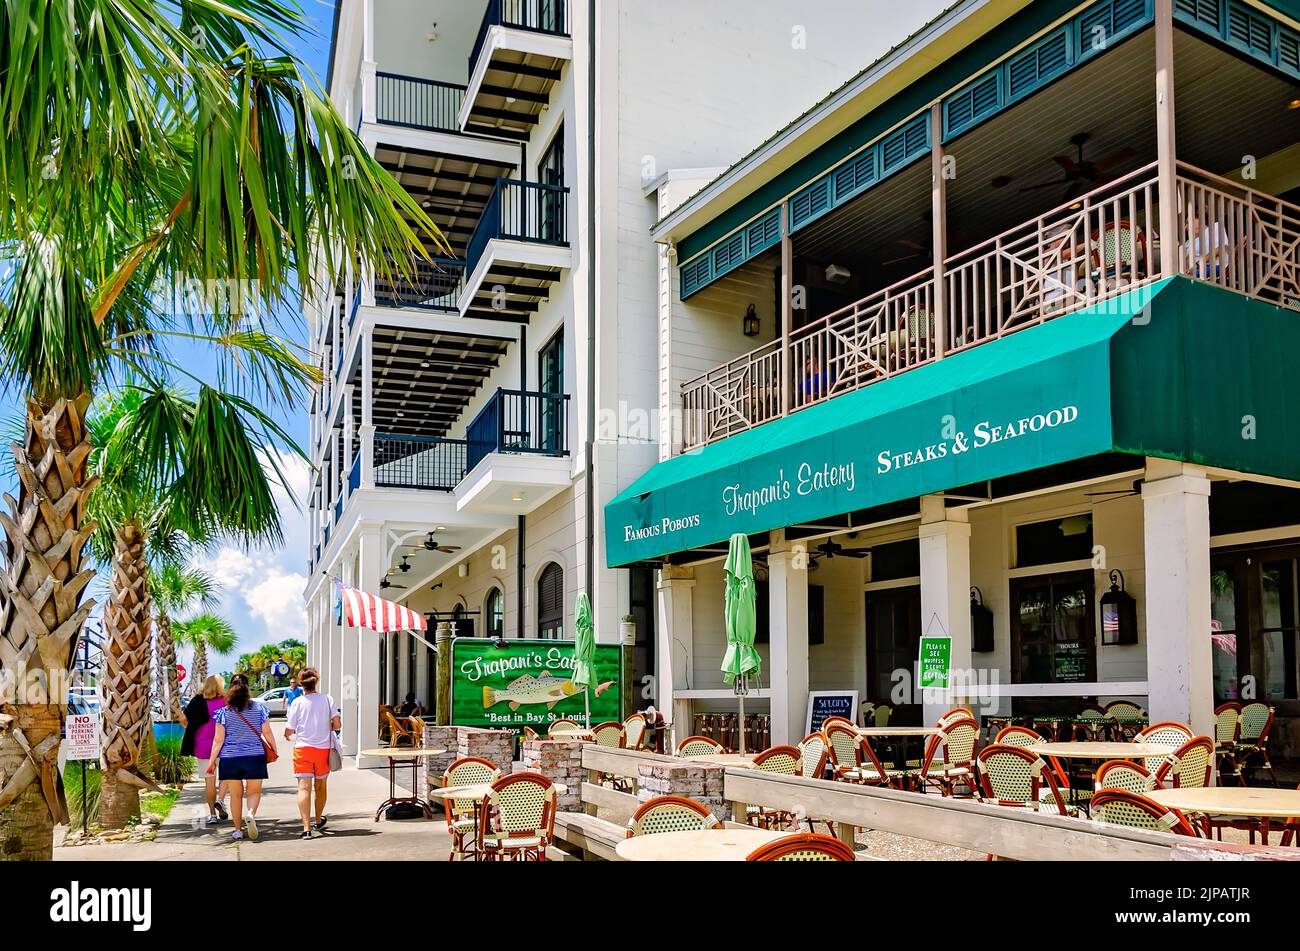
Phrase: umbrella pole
[
  {"left": 585, "top": 688, "right": 591, "bottom": 729},
  {"left": 738, "top": 691, "right": 746, "bottom": 754}
]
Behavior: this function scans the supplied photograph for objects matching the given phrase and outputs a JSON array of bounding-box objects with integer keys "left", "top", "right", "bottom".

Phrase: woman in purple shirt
[{"left": 179, "top": 675, "right": 228, "bottom": 824}]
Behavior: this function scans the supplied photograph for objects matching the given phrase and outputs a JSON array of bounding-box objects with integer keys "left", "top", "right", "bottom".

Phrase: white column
[
  {"left": 1155, "top": 0, "right": 1179, "bottom": 279},
  {"left": 357, "top": 525, "right": 384, "bottom": 763},
  {"left": 768, "top": 532, "right": 809, "bottom": 746},
  {"left": 1142, "top": 459, "right": 1213, "bottom": 739},
  {"left": 361, "top": 0, "right": 377, "bottom": 125},
  {"left": 343, "top": 386, "right": 355, "bottom": 496},
  {"left": 360, "top": 333, "right": 376, "bottom": 489},
  {"left": 415, "top": 635, "right": 430, "bottom": 710},
  {"left": 656, "top": 567, "right": 695, "bottom": 749},
  {"left": 918, "top": 496, "right": 972, "bottom": 725},
  {"left": 930, "top": 102, "right": 949, "bottom": 356},
  {"left": 340, "top": 550, "right": 360, "bottom": 756},
  {"left": 397, "top": 631, "right": 411, "bottom": 701},
  {"left": 384, "top": 628, "right": 397, "bottom": 705}
]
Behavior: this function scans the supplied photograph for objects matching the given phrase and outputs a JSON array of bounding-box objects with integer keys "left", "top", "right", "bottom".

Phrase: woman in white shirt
[{"left": 283, "top": 667, "right": 342, "bottom": 839}]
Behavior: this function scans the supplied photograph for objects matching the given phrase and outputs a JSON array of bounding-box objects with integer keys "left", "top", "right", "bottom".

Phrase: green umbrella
[
  {"left": 573, "top": 592, "right": 596, "bottom": 728},
  {"left": 722, "top": 533, "right": 761, "bottom": 753}
]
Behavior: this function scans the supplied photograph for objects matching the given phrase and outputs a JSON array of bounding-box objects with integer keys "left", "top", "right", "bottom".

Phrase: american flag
[{"left": 333, "top": 580, "right": 427, "bottom": 634}]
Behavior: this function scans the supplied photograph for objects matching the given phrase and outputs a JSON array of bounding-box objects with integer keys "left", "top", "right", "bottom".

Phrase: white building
[{"left": 303, "top": 0, "right": 948, "bottom": 756}]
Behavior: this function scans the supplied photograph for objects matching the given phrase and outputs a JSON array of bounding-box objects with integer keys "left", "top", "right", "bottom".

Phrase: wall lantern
[
  {"left": 742, "top": 304, "right": 760, "bottom": 337},
  {"left": 1100, "top": 569, "right": 1138, "bottom": 645},
  {"left": 970, "top": 587, "right": 994, "bottom": 653}
]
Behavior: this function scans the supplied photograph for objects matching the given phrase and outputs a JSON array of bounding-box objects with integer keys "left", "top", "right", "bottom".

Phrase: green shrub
[
  {"left": 64, "top": 762, "right": 102, "bottom": 830},
  {"left": 148, "top": 737, "right": 196, "bottom": 786}
]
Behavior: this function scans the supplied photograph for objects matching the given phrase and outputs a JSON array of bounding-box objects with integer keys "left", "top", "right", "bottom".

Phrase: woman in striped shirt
[{"left": 206, "top": 676, "right": 278, "bottom": 842}]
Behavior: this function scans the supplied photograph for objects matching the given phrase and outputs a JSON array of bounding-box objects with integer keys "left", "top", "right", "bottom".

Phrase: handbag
[
  {"left": 326, "top": 696, "right": 343, "bottom": 772},
  {"left": 234, "top": 707, "right": 279, "bottom": 764}
]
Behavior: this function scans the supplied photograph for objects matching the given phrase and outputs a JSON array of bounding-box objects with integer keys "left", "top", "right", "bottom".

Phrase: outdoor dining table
[
  {"left": 615, "top": 827, "right": 788, "bottom": 862},
  {"left": 1147, "top": 787, "right": 1300, "bottom": 845},
  {"left": 697, "top": 753, "right": 759, "bottom": 768},
  {"left": 1029, "top": 742, "right": 1173, "bottom": 814},
  {"left": 361, "top": 747, "right": 447, "bottom": 821},
  {"left": 549, "top": 728, "right": 595, "bottom": 740},
  {"left": 857, "top": 725, "right": 942, "bottom": 772}
]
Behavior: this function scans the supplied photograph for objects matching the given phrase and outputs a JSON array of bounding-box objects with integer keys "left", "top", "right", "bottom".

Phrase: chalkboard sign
[{"left": 805, "top": 690, "right": 859, "bottom": 734}]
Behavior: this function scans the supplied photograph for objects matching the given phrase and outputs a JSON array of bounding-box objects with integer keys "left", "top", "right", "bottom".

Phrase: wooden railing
[{"left": 680, "top": 163, "right": 1300, "bottom": 450}]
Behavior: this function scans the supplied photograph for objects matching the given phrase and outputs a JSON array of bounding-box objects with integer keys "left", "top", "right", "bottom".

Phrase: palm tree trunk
[
  {"left": 0, "top": 397, "right": 95, "bottom": 860},
  {"left": 155, "top": 612, "right": 182, "bottom": 721},
  {"left": 193, "top": 642, "right": 208, "bottom": 688},
  {"left": 99, "top": 521, "right": 152, "bottom": 829}
]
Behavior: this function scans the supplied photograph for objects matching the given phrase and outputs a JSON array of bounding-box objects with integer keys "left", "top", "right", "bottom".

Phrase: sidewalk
[{"left": 55, "top": 742, "right": 454, "bottom": 862}]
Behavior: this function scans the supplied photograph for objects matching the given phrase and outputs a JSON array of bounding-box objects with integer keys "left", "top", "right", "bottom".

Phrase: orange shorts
[{"left": 293, "top": 746, "right": 331, "bottom": 779}]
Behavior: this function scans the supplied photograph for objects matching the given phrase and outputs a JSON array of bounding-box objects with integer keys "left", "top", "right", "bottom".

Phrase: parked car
[{"left": 256, "top": 687, "right": 293, "bottom": 718}]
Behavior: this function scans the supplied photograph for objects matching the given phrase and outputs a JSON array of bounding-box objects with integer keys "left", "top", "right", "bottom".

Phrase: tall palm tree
[
  {"left": 151, "top": 565, "right": 217, "bottom": 721},
  {"left": 0, "top": 0, "right": 446, "bottom": 859},
  {"left": 174, "top": 614, "right": 238, "bottom": 693},
  {"left": 88, "top": 386, "right": 294, "bottom": 828}
]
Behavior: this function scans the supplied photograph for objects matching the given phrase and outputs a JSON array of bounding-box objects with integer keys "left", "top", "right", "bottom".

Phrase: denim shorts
[{"left": 218, "top": 754, "right": 268, "bottom": 781}]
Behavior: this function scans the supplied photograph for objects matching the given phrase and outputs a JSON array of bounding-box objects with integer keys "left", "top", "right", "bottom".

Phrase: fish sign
[{"left": 452, "top": 638, "right": 623, "bottom": 729}]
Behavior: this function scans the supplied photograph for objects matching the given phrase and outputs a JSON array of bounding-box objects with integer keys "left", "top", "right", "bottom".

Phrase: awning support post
[
  {"left": 930, "top": 102, "right": 949, "bottom": 358},
  {"left": 1155, "top": 0, "right": 1179, "bottom": 279}
]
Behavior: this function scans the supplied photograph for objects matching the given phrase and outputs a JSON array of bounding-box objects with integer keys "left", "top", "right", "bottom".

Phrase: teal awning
[{"left": 605, "top": 278, "right": 1300, "bottom": 566}]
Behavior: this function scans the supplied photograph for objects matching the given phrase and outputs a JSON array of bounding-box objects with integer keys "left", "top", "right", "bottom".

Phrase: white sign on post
[{"left": 65, "top": 713, "right": 101, "bottom": 762}]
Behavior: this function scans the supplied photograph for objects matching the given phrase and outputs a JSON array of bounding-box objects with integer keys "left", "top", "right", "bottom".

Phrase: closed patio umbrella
[
  {"left": 573, "top": 593, "right": 596, "bottom": 728},
  {"left": 722, "top": 533, "right": 761, "bottom": 754}
]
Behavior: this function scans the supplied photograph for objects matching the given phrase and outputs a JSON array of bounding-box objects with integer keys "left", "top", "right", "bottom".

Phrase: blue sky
[{"left": 2, "top": 2, "right": 336, "bottom": 678}]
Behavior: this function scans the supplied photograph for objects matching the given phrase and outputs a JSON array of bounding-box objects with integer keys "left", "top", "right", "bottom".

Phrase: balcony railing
[
  {"left": 466, "top": 178, "right": 569, "bottom": 277},
  {"left": 470, "top": 0, "right": 571, "bottom": 78},
  {"left": 374, "top": 434, "right": 468, "bottom": 491},
  {"left": 681, "top": 162, "right": 1300, "bottom": 450},
  {"left": 466, "top": 389, "right": 570, "bottom": 472},
  {"left": 375, "top": 73, "right": 466, "bottom": 134},
  {"left": 374, "top": 259, "right": 465, "bottom": 311}
]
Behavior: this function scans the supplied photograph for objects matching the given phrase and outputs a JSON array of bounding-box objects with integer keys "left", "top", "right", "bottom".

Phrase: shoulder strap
[{"left": 233, "top": 707, "right": 272, "bottom": 754}]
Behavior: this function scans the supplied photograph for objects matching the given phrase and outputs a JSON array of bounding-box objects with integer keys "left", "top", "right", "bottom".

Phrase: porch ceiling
[
  {"left": 354, "top": 324, "right": 513, "bottom": 439},
  {"left": 465, "top": 51, "right": 565, "bottom": 136},
  {"left": 462, "top": 261, "right": 562, "bottom": 322}
]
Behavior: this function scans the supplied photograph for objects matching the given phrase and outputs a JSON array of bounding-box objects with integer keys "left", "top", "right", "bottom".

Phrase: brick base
[
  {"left": 637, "top": 761, "right": 729, "bottom": 821},
  {"left": 520, "top": 740, "right": 584, "bottom": 812}
]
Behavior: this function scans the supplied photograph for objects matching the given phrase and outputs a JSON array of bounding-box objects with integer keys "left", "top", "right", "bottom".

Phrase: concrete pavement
[{"left": 55, "top": 739, "right": 457, "bottom": 862}]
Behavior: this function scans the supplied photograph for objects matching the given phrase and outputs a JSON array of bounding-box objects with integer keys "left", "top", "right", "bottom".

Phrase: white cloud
[{"left": 247, "top": 570, "right": 309, "bottom": 633}]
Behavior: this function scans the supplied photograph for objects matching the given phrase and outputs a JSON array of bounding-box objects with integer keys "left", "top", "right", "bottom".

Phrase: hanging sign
[
  {"left": 65, "top": 713, "right": 101, "bottom": 762},
  {"left": 917, "top": 636, "right": 953, "bottom": 691}
]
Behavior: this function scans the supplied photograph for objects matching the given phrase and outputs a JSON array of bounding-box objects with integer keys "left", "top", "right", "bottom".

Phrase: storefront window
[
  {"left": 1011, "top": 572, "right": 1095, "bottom": 685},
  {"left": 1258, "top": 560, "right": 1297, "bottom": 700},
  {"left": 1211, "top": 567, "right": 1239, "bottom": 700}
]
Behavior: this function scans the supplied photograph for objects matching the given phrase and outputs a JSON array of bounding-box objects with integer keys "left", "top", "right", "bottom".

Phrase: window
[
  {"left": 538, "top": 331, "right": 564, "bottom": 452},
  {"left": 1010, "top": 571, "right": 1096, "bottom": 685},
  {"left": 537, "top": 563, "right": 564, "bottom": 639},
  {"left": 451, "top": 603, "right": 475, "bottom": 639},
  {"left": 538, "top": 126, "right": 565, "bottom": 243},
  {"left": 1015, "top": 515, "right": 1094, "bottom": 568},
  {"left": 485, "top": 587, "right": 505, "bottom": 639},
  {"left": 870, "top": 539, "right": 920, "bottom": 582}
]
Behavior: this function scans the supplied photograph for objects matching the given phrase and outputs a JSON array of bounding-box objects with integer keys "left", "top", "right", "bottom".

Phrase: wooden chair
[
  {"left": 1073, "top": 703, "right": 1112, "bottom": 741},
  {"left": 1213, "top": 701, "right": 1242, "bottom": 783},
  {"left": 1103, "top": 700, "right": 1146, "bottom": 740},
  {"left": 407, "top": 716, "right": 425, "bottom": 748},
  {"left": 1091, "top": 789, "right": 1199, "bottom": 837},
  {"left": 591, "top": 721, "right": 626, "bottom": 749},
  {"left": 1090, "top": 219, "right": 1148, "bottom": 289},
  {"left": 746, "top": 833, "right": 856, "bottom": 862},
  {"left": 384, "top": 711, "right": 416, "bottom": 748},
  {"left": 824, "top": 722, "right": 899, "bottom": 787},
  {"left": 1234, "top": 703, "right": 1279, "bottom": 786},
  {"left": 917, "top": 716, "right": 980, "bottom": 797},
  {"left": 626, "top": 796, "right": 720, "bottom": 838},
  {"left": 442, "top": 757, "right": 500, "bottom": 861},
  {"left": 623, "top": 714, "right": 649, "bottom": 752},
  {"left": 521, "top": 726, "right": 540, "bottom": 742},
  {"left": 378, "top": 704, "right": 396, "bottom": 743},
  {"left": 676, "top": 735, "right": 725, "bottom": 758},
  {"left": 1134, "top": 721, "right": 1192, "bottom": 773},
  {"left": 747, "top": 745, "right": 802, "bottom": 829},
  {"left": 1154, "top": 736, "right": 1213, "bottom": 790},
  {"left": 937, "top": 707, "right": 974, "bottom": 727},
  {"left": 547, "top": 718, "right": 580, "bottom": 738},
  {"left": 478, "top": 772, "right": 556, "bottom": 861},
  {"left": 977, "top": 745, "right": 1075, "bottom": 859},
  {"left": 1094, "top": 759, "right": 1159, "bottom": 796}
]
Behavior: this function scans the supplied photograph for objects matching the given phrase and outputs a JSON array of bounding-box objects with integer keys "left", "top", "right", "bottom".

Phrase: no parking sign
[{"left": 66, "top": 713, "right": 100, "bottom": 762}]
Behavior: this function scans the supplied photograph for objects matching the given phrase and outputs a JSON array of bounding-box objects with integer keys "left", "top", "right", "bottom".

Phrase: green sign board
[
  {"left": 450, "top": 638, "right": 623, "bottom": 730},
  {"left": 917, "top": 636, "right": 952, "bottom": 691}
]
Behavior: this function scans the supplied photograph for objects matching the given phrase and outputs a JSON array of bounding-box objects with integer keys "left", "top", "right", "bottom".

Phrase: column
[
  {"left": 930, "top": 101, "right": 949, "bottom": 356},
  {"left": 397, "top": 631, "right": 411, "bottom": 702},
  {"left": 360, "top": 333, "right": 376, "bottom": 489},
  {"left": 361, "top": 0, "right": 377, "bottom": 125},
  {"left": 356, "top": 524, "right": 384, "bottom": 763},
  {"left": 415, "top": 635, "right": 430, "bottom": 711},
  {"left": 779, "top": 205, "right": 792, "bottom": 416},
  {"left": 1155, "top": 0, "right": 1179, "bottom": 278},
  {"left": 768, "top": 531, "right": 809, "bottom": 746},
  {"left": 341, "top": 550, "right": 361, "bottom": 757},
  {"left": 1142, "top": 459, "right": 1213, "bottom": 739},
  {"left": 918, "top": 496, "right": 972, "bottom": 725},
  {"left": 342, "top": 386, "right": 355, "bottom": 498},
  {"left": 656, "top": 567, "right": 695, "bottom": 749}
]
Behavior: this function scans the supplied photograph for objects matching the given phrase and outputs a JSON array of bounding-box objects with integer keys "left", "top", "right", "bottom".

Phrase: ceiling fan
[
  {"left": 423, "top": 531, "right": 462, "bottom": 554},
  {"left": 380, "top": 575, "right": 408, "bottom": 591},
  {"left": 811, "top": 539, "right": 871, "bottom": 562},
  {"left": 1017, "top": 132, "right": 1136, "bottom": 202},
  {"left": 881, "top": 211, "right": 969, "bottom": 268},
  {"left": 398, "top": 556, "right": 413, "bottom": 573}
]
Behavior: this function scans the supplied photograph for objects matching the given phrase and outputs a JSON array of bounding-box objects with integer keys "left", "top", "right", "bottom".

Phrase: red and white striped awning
[{"left": 334, "top": 581, "right": 427, "bottom": 634}]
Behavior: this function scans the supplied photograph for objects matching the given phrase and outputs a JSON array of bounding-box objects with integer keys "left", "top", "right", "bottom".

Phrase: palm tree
[
  {"left": 150, "top": 565, "right": 217, "bottom": 721},
  {"left": 88, "top": 386, "right": 294, "bottom": 828},
  {"left": 174, "top": 614, "right": 238, "bottom": 694},
  {"left": 0, "top": 1, "right": 446, "bottom": 859}
]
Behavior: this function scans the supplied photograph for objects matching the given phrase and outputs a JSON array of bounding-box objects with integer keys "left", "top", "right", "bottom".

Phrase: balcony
[
  {"left": 376, "top": 73, "right": 465, "bottom": 134},
  {"left": 462, "top": 0, "right": 572, "bottom": 139},
  {"left": 373, "top": 258, "right": 465, "bottom": 312},
  {"left": 462, "top": 178, "right": 570, "bottom": 322},
  {"left": 374, "top": 434, "right": 469, "bottom": 492},
  {"left": 682, "top": 163, "right": 1300, "bottom": 450}
]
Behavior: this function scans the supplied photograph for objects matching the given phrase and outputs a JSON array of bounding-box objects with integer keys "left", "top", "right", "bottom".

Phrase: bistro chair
[
  {"left": 995, "top": 724, "right": 1070, "bottom": 790},
  {"left": 937, "top": 707, "right": 974, "bottom": 726},
  {"left": 746, "top": 833, "right": 857, "bottom": 862},
  {"left": 1134, "top": 721, "right": 1192, "bottom": 773},
  {"left": 1073, "top": 703, "right": 1112, "bottom": 741},
  {"left": 868, "top": 702, "right": 892, "bottom": 727},
  {"left": 1094, "top": 759, "right": 1159, "bottom": 797},
  {"left": 977, "top": 745, "right": 1074, "bottom": 817},
  {"left": 407, "top": 716, "right": 425, "bottom": 748},
  {"left": 623, "top": 714, "right": 650, "bottom": 752},
  {"left": 916, "top": 716, "right": 980, "bottom": 797},
  {"left": 1234, "top": 702, "right": 1279, "bottom": 786},
  {"left": 821, "top": 715, "right": 856, "bottom": 733},
  {"left": 824, "top": 722, "right": 898, "bottom": 787},
  {"left": 626, "top": 795, "right": 721, "bottom": 838},
  {"left": 548, "top": 718, "right": 581, "bottom": 738},
  {"left": 1103, "top": 700, "right": 1147, "bottom": 740},
  {"left": 797, "top": 732, "right": 836, "bottom": 834},
  {"left": 1281, "top": 784, "right": 1300, "bottom": 847},
  {"left": 747, "top": 745, "right": 803, "bottom": 829},
  {"left": 591, "top": 721, "right": 626, "bottom": 748},
  {"left": 442, "top": 757, "right": 500, "bottom": 861},
  {"left": 1091, "top": 789, "right": 1199, "bottom": 837},
  {"left": 1090, "top": 219, "right": 1148, "bottom": 290},
  {"left": 1154, "top": 736, "right": 1213, "bottom": 790},
  {"left": 521, "top": 726, "right": 540, "bottom": 742},
  {"left": 384, "top": 711, "right": 416, "bottom": 748},
  {"left": 478, "top": 772, "right": 557, "bottom": 862},
  {"left": 676, "top": 735, "right": 726, "bottom": 758},
  {"left": 1213, "top": 701, "right": 1242, "bottom": 782}
]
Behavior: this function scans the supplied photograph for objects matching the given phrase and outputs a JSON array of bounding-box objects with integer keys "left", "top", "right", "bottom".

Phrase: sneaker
[
  {"left": 313, "top": 816, "right": 328, "bottom": 832},
  {"left": 206, "top": 814, "right": 221, "bottom": 826},
  {"left": 214, "top": 801, "right": 228, "bottom": 821},
  {"left": 300, "top": 830, "right": 313, "bottom": 840},
  {"left": 231, "top": 829, "right": 244, "bottom": 842},
  {"left": 246, "top": 814, "right": 259, "bottom": 841}
]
